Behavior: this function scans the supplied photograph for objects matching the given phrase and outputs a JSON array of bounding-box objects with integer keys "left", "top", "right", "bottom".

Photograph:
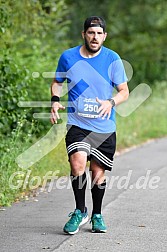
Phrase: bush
[{"left": 0, "top": 51, "right": 31, "bottom": 135}]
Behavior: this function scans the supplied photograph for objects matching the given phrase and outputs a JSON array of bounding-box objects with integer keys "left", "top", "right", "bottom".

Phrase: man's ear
[
  {"left": 81, "top": 31, "right": 85, "bottom": 39},
  {"left": 104, "top": 32, "right": 107, "bottom": 41}
]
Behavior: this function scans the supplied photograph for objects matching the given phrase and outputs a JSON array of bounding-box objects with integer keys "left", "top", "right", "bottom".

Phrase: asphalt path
[{"left": 0, "top": 137, "right": 167, "bottom": 252}]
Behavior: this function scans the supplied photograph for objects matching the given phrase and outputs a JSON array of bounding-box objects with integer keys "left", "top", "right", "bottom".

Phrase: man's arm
[
  {"left": 97, "top": 82, "right": 129, "bottom": 119},
  {"left": 50, "top": 79, "right": 65, "bottom": 124},
  {"left": 112, "top": 82, "right": 129, "bottom": 106}
]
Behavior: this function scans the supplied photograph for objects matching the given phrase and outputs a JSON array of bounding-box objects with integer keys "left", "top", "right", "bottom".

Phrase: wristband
[
  {"left": 51, "top": 96, "right": 60, "bottom": 106},
  {"left": 51, "top": 95, "right": 60, "bottom": 102}
]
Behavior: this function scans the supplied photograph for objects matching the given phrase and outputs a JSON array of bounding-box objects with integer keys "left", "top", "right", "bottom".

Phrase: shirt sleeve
[
  {"left": 109, "top": 54, "right": 128, "bottom": 86},
  {"left": 55, "top": 53, "right": 67, "bottom": 83}
]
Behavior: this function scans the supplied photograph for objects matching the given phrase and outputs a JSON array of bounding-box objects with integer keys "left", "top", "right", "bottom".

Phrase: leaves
[
  {"left": 0, "top": 0, "right": 70, "bottom": 207},
  {"left": 66, "top": 0, "right": 167, "bottom": 89}
]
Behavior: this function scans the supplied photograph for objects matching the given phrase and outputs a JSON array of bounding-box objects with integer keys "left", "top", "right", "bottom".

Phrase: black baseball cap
[{"left": 83, "top": 16, "right": 106, "bottom": 32}]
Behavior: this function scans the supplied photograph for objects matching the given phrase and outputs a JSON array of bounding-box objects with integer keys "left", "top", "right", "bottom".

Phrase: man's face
[{"left": 82, "top": 27, "right": 107, "bottom": 53}]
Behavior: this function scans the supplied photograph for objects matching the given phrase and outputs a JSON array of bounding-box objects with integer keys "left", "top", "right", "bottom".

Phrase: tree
[{"left": 65, "top": 0, "right": 167, "bottom": 88}]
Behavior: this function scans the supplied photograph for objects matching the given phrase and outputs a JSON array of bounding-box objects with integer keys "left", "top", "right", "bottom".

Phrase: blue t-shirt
[{"left": 55, "top": 45, "right": 127, "bottom": 133}]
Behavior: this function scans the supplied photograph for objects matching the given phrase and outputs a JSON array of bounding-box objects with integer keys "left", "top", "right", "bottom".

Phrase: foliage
[
  {"left": 0, "top": 0, "right": 70, "bottom": 206},
  {"left": 0, "top": 51, "right": 31, "bottom": 135},
  {"left": 0, "top": 116, "right": 37, "bottom": 206},
  {"left": 106, "top": 0, "right": 167, "bottom": 89},
  {"left": 0, "top": 0, "right": 70, "bottom": 99},
  {"left": 66, "top": 0, "right": 167, "bottom": 89},
  {"left": 0, "top": 0, "right": 70, "bottom": 132}
]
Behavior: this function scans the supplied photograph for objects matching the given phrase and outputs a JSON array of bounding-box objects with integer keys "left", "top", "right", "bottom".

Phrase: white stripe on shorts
[
  {"left": 91, "top": 147, "right": 113, "bottom": 168},
  {"left": 67, "top": 142, "right": 91, "bottom": 154}
]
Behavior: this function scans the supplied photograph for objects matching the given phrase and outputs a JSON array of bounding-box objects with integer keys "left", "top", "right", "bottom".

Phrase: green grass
[
  {"left": 0, "top": 82, "right": 167, "bottom": 207},
  {"left": 116, "top": 86, "right": 167, "bottom": 149}
]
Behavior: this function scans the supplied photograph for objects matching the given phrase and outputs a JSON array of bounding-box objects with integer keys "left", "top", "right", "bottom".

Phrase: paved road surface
[{"left": 0, "top": 137, "right": 167, "bottom": 252}]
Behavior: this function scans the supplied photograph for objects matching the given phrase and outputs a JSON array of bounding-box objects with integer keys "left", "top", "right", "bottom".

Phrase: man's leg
[
  {"left": 89, "top": 132, "right": 116, "bottom": 217},
  {"left": 90, "top": 160, "right": 106, "bottom": 215},
  {"left": 63, "top": 151, "right": 89, "bottom": 234},
  {"left": 70, "top": 151, "right": 87, "bottom": 213},
  {"left": 90, "top": 160, "right": 107, "bottom": 233}
]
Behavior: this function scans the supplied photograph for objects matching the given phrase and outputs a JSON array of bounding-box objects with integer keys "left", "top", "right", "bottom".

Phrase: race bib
[{"left": 77, "top": 97, "right": 100, "bottom": 118}]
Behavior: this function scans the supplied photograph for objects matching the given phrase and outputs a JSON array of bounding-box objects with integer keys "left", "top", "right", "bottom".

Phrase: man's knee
[
  {"left": 90, "top": 160, "right": 105, "bottom": 184},
  {"left": 70, "top": 151, "right": 87, "bottom": 176}
]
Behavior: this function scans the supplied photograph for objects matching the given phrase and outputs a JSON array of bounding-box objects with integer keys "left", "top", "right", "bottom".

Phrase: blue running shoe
[
  {"left": 91, "top": 214, "right": 107, "bottom": 233},
  {"left": 63, "top": 208, "right": 88, "bottom": 235}
]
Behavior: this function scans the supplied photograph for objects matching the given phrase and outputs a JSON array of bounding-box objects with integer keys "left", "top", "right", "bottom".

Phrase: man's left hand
[{"left": 96, "top": 97, "right": 113, "bottom": 120}]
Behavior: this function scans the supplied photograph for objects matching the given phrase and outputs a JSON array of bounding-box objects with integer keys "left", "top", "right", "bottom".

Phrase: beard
[{"left": 84, "top": 37, "right": 102, "bottom": 54}]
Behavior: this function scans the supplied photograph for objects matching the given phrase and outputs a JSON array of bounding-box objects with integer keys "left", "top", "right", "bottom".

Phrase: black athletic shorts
[{"left": 65, "top": 125, "right": 116, "bottom": 171}]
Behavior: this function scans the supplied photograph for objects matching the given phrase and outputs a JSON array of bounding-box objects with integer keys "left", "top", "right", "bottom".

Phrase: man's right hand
[{"left": 51, "top": 102, "right": 65, "bottom": 124}]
